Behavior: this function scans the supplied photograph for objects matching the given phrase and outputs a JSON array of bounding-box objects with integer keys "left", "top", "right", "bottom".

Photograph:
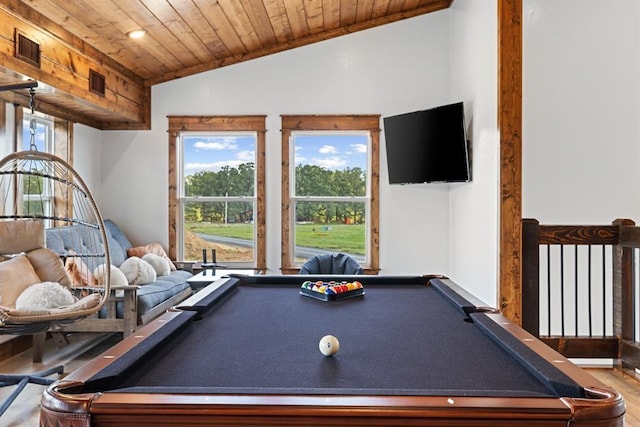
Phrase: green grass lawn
[{"left": 186, "top": 222, "right": 365, "bottom": 255}]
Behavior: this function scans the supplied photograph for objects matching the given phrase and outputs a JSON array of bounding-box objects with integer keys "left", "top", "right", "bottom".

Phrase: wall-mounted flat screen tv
[{"left": 383, "top": 102, "right": 470, "bottom": 184}]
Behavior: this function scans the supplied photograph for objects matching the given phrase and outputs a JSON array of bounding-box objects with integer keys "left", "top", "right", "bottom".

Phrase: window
[
  {"left": 13, "top": 107, "right": 71, "bottom": 226},
  {"left": 281, "top": 115, "right": 380, "bottom": 273},
  {"left": 22, "top": 111, "right": 54, "bottom": 152},
  {"left": 168, "top": 116, "right": 266, "bottom": 269}
]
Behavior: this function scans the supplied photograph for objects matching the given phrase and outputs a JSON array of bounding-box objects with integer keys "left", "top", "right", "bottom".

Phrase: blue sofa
[{"left": 45, "top": 220, "right": 193, "bottom": 337}]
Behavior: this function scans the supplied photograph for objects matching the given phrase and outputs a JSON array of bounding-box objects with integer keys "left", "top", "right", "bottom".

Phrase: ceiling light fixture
[{"left": 127, "top": 29, "right": 147, "bottom": 39}]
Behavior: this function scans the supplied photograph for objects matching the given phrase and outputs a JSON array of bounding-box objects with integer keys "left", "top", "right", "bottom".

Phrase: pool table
[{"left": 41, "top": 275, "right": 624, "bottom": 426}]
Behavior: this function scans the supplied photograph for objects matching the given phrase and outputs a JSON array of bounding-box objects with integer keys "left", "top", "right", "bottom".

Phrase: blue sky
[
  {"left": 22, "top": 118, "right": 48, "bottom": 151},
  {"left": 293, "top": 133, "right": 368, "bottom": 171},
  {"left": 183, "top": 134, "right": 255, "bottom": 175},
  {"left": 183, "top": 133, "right": 368, "bottom": 176}
]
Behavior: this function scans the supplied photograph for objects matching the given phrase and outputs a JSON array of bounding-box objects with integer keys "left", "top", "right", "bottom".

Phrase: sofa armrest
[
  {"left": 174, "top": 260, "right": 196, "bottom": 273},
  {"left": 69, "top": 285, "right": 138, "bottom": 337}
]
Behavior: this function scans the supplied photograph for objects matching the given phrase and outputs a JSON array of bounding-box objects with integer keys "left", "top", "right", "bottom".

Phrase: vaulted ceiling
[{"left": 0, "top": 0, "right": 453, "bottom": 129}]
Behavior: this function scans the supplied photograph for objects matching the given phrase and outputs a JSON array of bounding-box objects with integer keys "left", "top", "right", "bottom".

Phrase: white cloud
[
  {"left": 185, "top": 159, "right": 244, "bottom": 173},
  {"left": 236, "top": 150, "right": 255, "bottom": 161},
  {"left": 351, "top": 143, "right": 367, "bottom": 153},
  {"left": 319, "top": 145, "right": 337, "bottom": 154},
  {"left": 315, "top": 156, "right": 347, "bottom": 169},
  {"left": 193, "top": 137, "right": 238, "bottom": 150}
]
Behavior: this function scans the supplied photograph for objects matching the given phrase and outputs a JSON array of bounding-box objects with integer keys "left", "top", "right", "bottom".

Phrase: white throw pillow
[
  {"left": 119, "top": 257, "right": 157, "bottom": 285},
  {"left": 15, "top": 281, "right": 76, "bottom": 310},
  {"left": 93, "top": 264, "right": 129, "bottom": 287},
  {"left": 142, "top": 253, "right": 171, "bottom": 277}
]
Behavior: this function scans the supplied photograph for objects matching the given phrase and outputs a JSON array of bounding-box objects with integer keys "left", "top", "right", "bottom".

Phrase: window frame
[
  {"left": 14, "top": 106, "right": 73, "bottom": 225},
  {"left": 280, "top": 115, "right": 380, "bottom": 274},
  {"left": 168, "top": 116, "right": 266, "bottom": 270}
]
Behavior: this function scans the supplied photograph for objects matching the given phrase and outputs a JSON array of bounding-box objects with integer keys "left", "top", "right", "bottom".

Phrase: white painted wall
[
  {"left": 523, "top": 0, "right": 640, "bottom": 224},
  {"left": 98, "top": 12, "right": 462, "bottom": 275},
  {"left": 448, "top": 0, "right": 499, "bottom": 306},
  {"left": 74, "top": 124, "right": 102, "bottom": 203},
  {"left": 0, "top": 105, "right": 14, "bottom": 159}
]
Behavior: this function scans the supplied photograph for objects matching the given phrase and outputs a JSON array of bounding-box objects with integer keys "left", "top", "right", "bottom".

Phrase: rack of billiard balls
[{"left": 300, "top": 280, "right": 364, "bottom": 301}]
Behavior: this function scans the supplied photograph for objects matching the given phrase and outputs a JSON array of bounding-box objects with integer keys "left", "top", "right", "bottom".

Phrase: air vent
[
  {"left": 15, "top": 30, "right": 40, "bottom": 68},
  {"left": 89, "top": 70, "right": 106, "bottom": 96}
]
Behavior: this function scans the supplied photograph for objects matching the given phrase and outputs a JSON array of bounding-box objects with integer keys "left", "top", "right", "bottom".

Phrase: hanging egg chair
[{"left": 0, "top": 81, "right": 110, "bottom": 416}]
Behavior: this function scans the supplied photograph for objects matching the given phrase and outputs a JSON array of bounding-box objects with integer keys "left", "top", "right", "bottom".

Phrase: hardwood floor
[
  {"left": 588, "top": 367, "right": 640, "bottom": 426},
  {"left": 0, "top": 334, "right": 121, "bottom": 427},
  {"left": 1, "top": 336, "right": 640, "bottom": 426}
]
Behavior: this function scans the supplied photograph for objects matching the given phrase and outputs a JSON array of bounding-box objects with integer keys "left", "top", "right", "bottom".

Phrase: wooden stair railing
[{"left": 522, "top": 218, "right": 640, "bottom": 369}]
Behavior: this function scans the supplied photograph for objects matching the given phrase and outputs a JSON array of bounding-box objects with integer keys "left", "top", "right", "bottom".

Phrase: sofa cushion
[
  {"left": 136, "top": 270, "right": 192, "bottom": 315},
  {"left": 103, "top": 270, "right": 191, "bottom": 319},
  {"left": 0, "top": 256, "right": 42, "bottom": 308},
  {"left": 45, "top": 226, "right": 105, "bottom": 271},
  {"left": 104, "top": 220, "right": 132, "bottom": 266}
]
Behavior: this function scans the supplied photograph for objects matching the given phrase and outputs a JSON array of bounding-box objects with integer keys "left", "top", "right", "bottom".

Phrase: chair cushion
[
  {"left": 0, "top": 220, "right": 44, "bottom": 255},
  {"left": 15, "top": 281, "right": 76, "bottom": 310},
  {"left": 299, "top": 253, "right": 363, "bottom": 274},
  {"left": 0, "top": 256, "right": 42, "bottom": 308},
  {"left": 26, "top": 247, "right": 72, "bottom": 286}
]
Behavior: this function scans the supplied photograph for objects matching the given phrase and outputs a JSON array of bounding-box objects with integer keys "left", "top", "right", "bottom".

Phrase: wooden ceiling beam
[{"left": 0, "top": 0, "right": 149, "bottom": 129}]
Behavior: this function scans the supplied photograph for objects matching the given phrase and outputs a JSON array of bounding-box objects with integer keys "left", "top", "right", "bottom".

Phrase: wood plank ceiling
[{"left": 0, "top": 0, "right": 453, "bottom": 129}]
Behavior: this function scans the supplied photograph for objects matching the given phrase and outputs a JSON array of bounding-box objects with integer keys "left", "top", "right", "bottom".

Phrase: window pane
[
  {"left": 22, "top": 117, "right": 51, "bottom": 152},
  {"left": 293, "top": 134, "right": 368, "bottom": 197},
  {"left": 183, "top": 134, "right": 256, "bottom": 197},
  {"left": 20, "top": 113, "right": 54, "bottom": 224},
  {"left": 294, "top": 201, "right": 366, "bottom": 263},
  {"left": 181, "top": 133, "right": 257, "bottom": 264},
  {"left": 24, "top": 199, "right": 45, "bottom": 216},
  {"left": 183, "top": 201, "right": 255, "bottom": 263}
]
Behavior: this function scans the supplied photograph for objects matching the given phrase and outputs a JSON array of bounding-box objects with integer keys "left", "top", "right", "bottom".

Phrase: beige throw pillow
[
  {"left": 26, "top": 248, "right": 72, "bottom": 286},
  {"left": 0, "top": 220, "right": 45, "bottom": 255},
  {"left": 0, "top": 256, "right": 42, "bottom": 308}
]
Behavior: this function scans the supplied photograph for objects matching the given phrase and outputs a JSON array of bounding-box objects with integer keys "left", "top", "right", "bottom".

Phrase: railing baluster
[
  {"left": 521, "top": 218, "right": 637, "bottom": 361},
  {"left": 602, "top": 244, "right": 606, "bottom": 336},
  {"left": 560, "top": 244, "right": 565, "bottom": 337},
  {"left": 587, "top": 245, "right": 593, "bottom": 338},
  {"left": 547, "top": 244, "right": 551, "bottom": 336},
  {"left": 575, "top": 244, "right": 578, "bottom": 337}
]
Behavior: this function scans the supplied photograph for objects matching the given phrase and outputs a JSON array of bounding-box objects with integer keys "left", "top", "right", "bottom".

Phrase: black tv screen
[{"left": 383, "top": 102, "right": 470, "bottom": 184}]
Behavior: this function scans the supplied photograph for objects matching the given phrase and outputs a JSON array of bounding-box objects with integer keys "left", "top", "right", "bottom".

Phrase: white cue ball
[{"left": 319, "top": 335, "right": 340, "bottom": 356}]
